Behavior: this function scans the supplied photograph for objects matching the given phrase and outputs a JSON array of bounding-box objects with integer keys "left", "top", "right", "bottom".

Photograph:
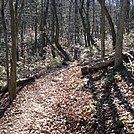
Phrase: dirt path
[
  {"left": 0, "top": 65, "right": 91, "bottom": 133},
  {"left": 0, "top": 63, "right": 134, "bottom": 133}
]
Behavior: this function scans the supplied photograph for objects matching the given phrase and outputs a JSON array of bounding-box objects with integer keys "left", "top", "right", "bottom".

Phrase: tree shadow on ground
[
  {"left": 0, "top": 84, "right": 32, "bottom": 119},
  {"left": 80, "top": 66, "right": 133, "bottom": 133},
  {"left": 0, "top": 99, "right": 12, "bottom": 119}
]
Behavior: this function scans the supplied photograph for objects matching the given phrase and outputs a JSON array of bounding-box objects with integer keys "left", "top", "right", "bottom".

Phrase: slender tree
[
  {"left": 9, "top": 0, "right": 17, "bottom": 101},
  {"left": 97, "top": 0, "right": 116, "bottom": 49},
  {"left": 40, "top": 0, "right": 49, "bottom": 57},
  {"left": 126, "top": 0, "right": 130, "bottom": 34},
  {"left": 114, "top": 0, "right": 128, "bottom": 68},
  {"left": 101, "top": 0, "right": 105, "bottom": 58},
  {"left": 74, "top": 0, "right": 96, "bottom": 49},
  {"left": 51, "top": 0, "right": 70, "bottom": 61}
]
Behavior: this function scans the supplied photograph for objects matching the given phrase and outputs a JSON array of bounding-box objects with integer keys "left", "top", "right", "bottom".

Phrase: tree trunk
[
  {"left": 92, "top": 0, "right": 95, "bottom": 36},
  {"left": 9, "top": 0, "right": 17, "bottom": 101},
  {"left": 75, "top": 0, "right": 96, "bottom": 49},
  {"left": 34, "top": 3, "right": 38, "bottom": 53},
  {"left": 15, "top": 0, "right": 19, "bottom": 61},
  {"left": 20, "top": 21, "right": 24, "bottom": 57},
  {"left": 40, "top": 0, "right": 49, "bottom": 57},
  {"left": 51, "top": 0, "right": 70, "bottom": 61},
  {"left": 50, "top": 0, "right": 56, "bottom": 58},
  {"left": 126, "top": 0, "right": 130, "bottom": 34},
  {"left": 101, "top": 0, "right": 105, "bottom": 58},
  {"left": 114, "top": 0, "right": 128, "bottom": 68},
  {"left": 97, "top": 0, "right": 116, "bottom": 49}
]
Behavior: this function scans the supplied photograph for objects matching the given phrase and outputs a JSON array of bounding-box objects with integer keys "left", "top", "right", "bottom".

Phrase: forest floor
[{"left": 0, "top": 59, "right": 134, "bottom": 133}]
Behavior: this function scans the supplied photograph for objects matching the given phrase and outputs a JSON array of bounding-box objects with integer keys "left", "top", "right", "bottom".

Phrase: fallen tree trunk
[
  {"left": 81, "top": 51, "right": 133, "bottom": 75},
  {"left": 81, "top": 57, "right": 115, "bottom": 75},
  {"left": 0, "top": 76, "right": 35, "bottom": 94}
]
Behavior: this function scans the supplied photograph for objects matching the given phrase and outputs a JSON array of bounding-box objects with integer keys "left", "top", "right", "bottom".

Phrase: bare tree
[
  {"left": 114, "top": 0, "right": 128, "bottom": 68},
  {"left": 101, "top": 0, "right": 105, "bottom": 58},
  {"left": 51, "top": 0, "right": 70, "bottom": 61},
  {"left": 9, "top": 0, "right": 17, "bottom": 101},
  {"left": 97, "top": 0, "right": 116, "bottom": 49}
]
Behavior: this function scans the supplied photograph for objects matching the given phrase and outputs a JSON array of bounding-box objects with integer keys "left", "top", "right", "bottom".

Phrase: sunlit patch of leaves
[
  {"left": 0, "top": 65, "right": 6, "bottom": 74},
  {"left": 50, "top": 58, "right": 61, "bottom": 65},
  {"left": 0, "top": 80, "right": 6, "bottom": 87},
  {"left": 114, "top": 74, "right": 122, "bottom": 81},
  {"left": 118, "top": 116, "right": 126, "bottom": 124}
]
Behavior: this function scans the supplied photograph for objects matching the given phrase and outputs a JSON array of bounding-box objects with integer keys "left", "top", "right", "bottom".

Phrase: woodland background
[{"left": 0, "top": 0, "right": 134, "bottom": 133}]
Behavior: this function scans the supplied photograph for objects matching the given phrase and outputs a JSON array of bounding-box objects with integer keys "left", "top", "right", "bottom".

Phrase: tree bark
[
  {"left": 101, "top": 0, "right": 105, "bottom": 58},
  {"left": 9, "top": 0, "right": 17, "bottom": 101},
  {"left": 81, "top": 57, "right": 115, "bottom": 75},
  {"left": 34, "top": 3, "right": 38, "bottom": 53},
  {"left": 97, "top": 0, "right": 116, "bottom": 49},
  {"left": 114, "top": 0, "right": 128, "bottom": 68},
  {"left": 40, "top": 0, "right": 49, "bottom": 57},
  {"left": 92, "top": 0, "right": 95, "bottom": 36},
  {"left": 78, "top": 0, "right": 95, "bottom": 47},
  {"left": 126, "top": 0, "right": 130, "bottom": 34},
  {"left": 51, "top": 0, "right": 70, "bottom": 61},
  {"left": 81, "top": 51, "right": 132, "bottom": 75}
]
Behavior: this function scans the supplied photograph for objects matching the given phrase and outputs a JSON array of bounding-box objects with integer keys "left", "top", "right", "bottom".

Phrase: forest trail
[{"left": 0, "top": 62, "right": 134, "bottom": 133}]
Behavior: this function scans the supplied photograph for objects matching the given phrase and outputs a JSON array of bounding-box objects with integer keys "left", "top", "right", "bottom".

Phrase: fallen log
[
  {"left": 17, "top": 76, "right": 35, "bottom": 86},
  {"left": 0, "top": 76, "right": 35, "bottom": 94},
  {"left": 81, "top": 57, "right": 115, "bottom": 75},
  {"left": 81, "top": 51, "right": 133, "bottom": 75}
]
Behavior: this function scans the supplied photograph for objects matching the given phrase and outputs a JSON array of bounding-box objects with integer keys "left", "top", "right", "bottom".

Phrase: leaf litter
[{"left": 0, "top": 62, "right": 134, "bottom": 133}]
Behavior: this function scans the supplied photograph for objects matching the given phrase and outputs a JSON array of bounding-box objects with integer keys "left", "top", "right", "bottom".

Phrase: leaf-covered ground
[{"left": 0, "top": 62, "right": 134, "bottom": 134}]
